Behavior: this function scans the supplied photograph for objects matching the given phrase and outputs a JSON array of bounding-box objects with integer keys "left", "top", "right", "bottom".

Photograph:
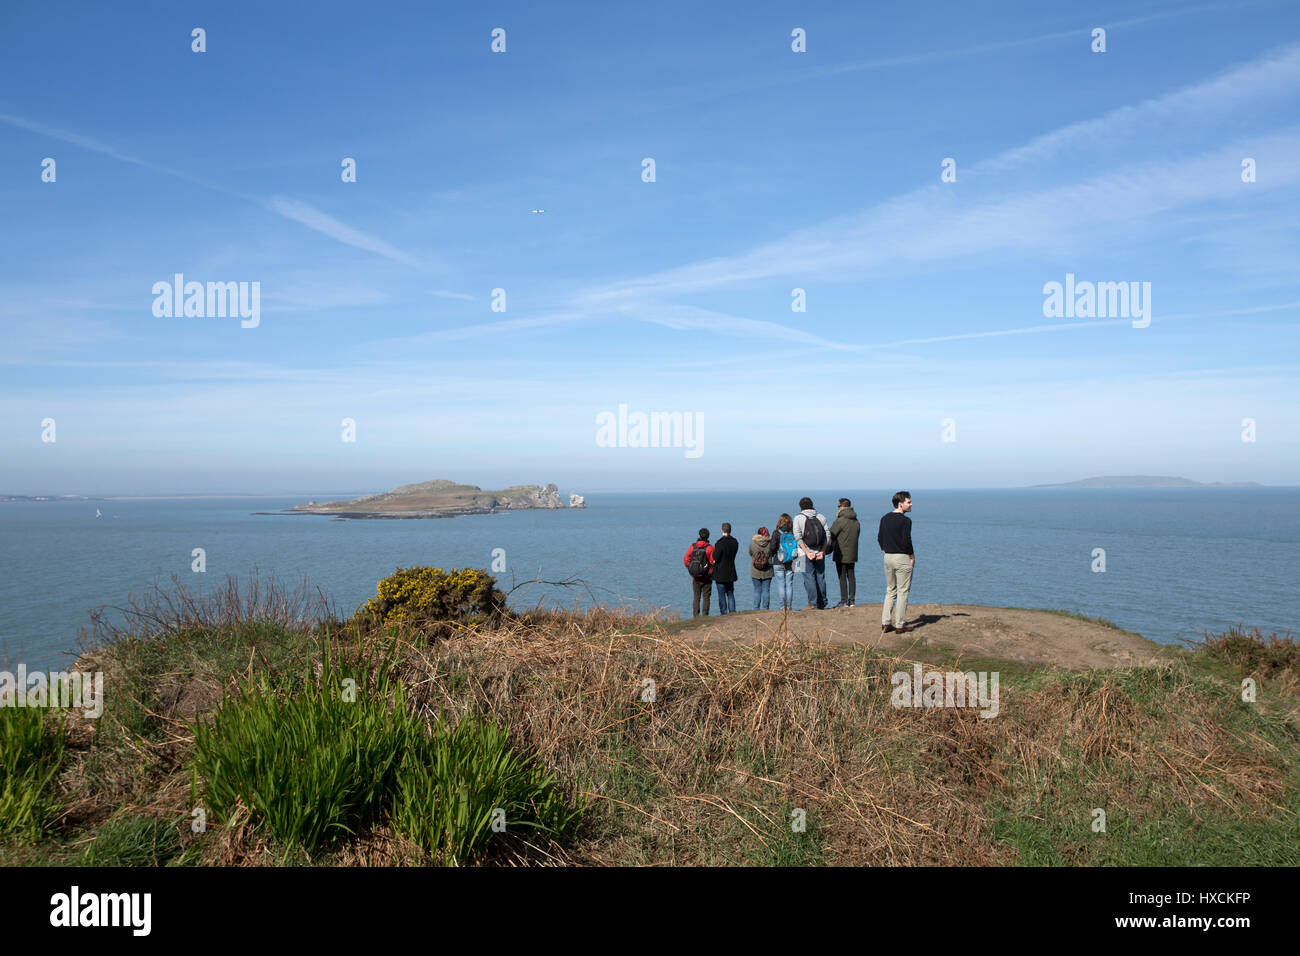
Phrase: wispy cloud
[
  {"left": 0, "top": 113, "right": 260, "bottom": 200},
  {"left": 390, "top": 40, "right": 1300, "bottom": 355},
  {"left": 0, "top": 113, "right": 426, "bottom": 269},
  {"left": 861, "top": 301, "right": 1300, "bottom": 349},
  {"left": 384, "top": 311, "right": 591, "bottom": 345},
  {"left": 619, "top": 302, "right": 848, "bottom": 350},
  {"left": 783, "top": 7, "right": 1212, "bottom": 81},
  {"left": 982, "top": 41, "right": 1300, "bottom": 174},
  {"left": 645, "top": 2, "right": 1247, "bottom": 114},
  {"left": 573, "top": 131, "right": 1300, "bottom": 304},
  {"left": 564, "top": 38, "right": 1300, "bottom": 312},
  {"left": 265, "top": 197, "right": 425, "bottom": 269},
  {"left": 261, "top": 281, "right": 392, "bottom": 312}
]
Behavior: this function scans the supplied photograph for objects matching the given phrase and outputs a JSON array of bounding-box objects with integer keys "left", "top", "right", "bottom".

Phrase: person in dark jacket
[
  {"left": 877, "top": 492, "right": 915, "bottom": 633},
  {"left": 749, "top": 526, "right": 773, "bottom": 610},
  {"left": 829, "top": 498, "right": 861, "bottom": 608},
  {"left": 682, "top": 528, "right": 715, "bottom": 617},
  {"left": 711, "top": 522, "right": 740, "bottom": 614}
]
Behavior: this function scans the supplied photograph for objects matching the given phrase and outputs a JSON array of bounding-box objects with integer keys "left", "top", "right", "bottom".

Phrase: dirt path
[{"left": 664, "top": 603, "right": 1168, "bottom": 671}]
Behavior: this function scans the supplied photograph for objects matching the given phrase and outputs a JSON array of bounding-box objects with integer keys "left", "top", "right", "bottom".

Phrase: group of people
[{"left": 682, "top": 492, "right": 917, "bottom": 634}]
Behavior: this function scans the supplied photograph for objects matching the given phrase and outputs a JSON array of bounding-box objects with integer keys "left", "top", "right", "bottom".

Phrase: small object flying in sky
[{"left": 531, "top": 208, "right": 545, "bottom": 214}]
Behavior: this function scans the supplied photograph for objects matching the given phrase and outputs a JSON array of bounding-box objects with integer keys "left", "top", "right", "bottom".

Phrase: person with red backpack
[{"left": 682, "top": 527, "right": 715, "bottom": 617}]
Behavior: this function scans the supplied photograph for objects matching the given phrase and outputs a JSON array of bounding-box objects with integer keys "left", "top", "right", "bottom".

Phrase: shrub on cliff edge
[{"left": 357, "top": 567, "right": 507, "bottom": 636}]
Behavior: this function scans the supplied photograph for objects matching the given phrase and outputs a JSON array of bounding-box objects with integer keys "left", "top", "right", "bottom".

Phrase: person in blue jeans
[
  {"left": 712, "top": 522, "right": 739, "bottom": 614},
  {"left": 749, "top": 526, "right": 773, "bottom": 609},
  {"left": 794, "top": 497, "right": 832, "bottom": 609},
  {"left": 769, "top": 513, "right": 796, "bottom": 610}
]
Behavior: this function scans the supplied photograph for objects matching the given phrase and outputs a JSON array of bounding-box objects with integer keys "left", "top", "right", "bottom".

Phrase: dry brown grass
[
  {"left": 1189, "top": 626, "right": 1300, "bottom": 698},
  {"left": 365, "top": 610, "right": 1293, "bottom": 865}
]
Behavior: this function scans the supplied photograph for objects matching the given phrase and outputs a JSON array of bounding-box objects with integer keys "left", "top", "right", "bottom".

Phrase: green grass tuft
[
  {"left": 0, "top": 707, "right": 66, "bottom": 840},
  {"left": 78, "top": 814, "right": 186, "bottom": 866},
  {"left": 189, "top": 643, "right": 584, "bottom": 862},
  {"left": 393, "top": 714, "right": 584, "bottom": 865},
  {"left": 189, "top": 653, "right": 410, "bottom": 854}
]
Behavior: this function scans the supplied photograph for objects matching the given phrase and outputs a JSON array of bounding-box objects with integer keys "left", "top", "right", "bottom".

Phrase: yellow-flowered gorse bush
[{"left": 358, "top": 567, "right": 507, "bottom": 635}]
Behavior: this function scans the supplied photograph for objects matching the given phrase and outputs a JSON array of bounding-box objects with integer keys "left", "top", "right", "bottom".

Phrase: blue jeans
[
  {"left": 715, "top": 580, "right": 736, "bottom": 614},
  {"left": 772, "top": 564, "right": 795, "bottom": 609},
  {"left": 751, "top": 576, "right": 771, "bottom": 610},
  {"left": 802, "top": 558, "right": 828, "bottom": 608}
]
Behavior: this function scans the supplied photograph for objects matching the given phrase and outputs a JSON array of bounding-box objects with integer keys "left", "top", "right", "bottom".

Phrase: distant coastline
[
  {"left": 0, "top": 494, "right": 99, "bottom": 502},
  {"left": 1030, "top": 476, "right": 1263, "bottom": 489}
]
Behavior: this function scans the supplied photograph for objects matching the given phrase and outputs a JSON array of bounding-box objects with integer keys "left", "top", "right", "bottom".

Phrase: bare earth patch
[{"left": 667, "top": 603, "right": 1167, "bottom": 671}]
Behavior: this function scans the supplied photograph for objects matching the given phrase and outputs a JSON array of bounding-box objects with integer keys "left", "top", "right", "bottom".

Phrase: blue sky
[{"left": 1, "top": 0, "right": 1298, "bottom": 494}]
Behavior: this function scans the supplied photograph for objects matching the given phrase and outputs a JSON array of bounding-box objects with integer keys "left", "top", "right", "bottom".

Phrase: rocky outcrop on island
[
  {"left": 569, "top": 493, "right": 586, "bottom": 508},
  {"left": 291, "top": 480, "right": 566, "bottom": 519}
]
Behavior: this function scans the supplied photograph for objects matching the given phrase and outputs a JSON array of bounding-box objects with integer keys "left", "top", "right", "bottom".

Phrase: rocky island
[{"left": 291, "top": 479, "right": 568, "bottom": 519}]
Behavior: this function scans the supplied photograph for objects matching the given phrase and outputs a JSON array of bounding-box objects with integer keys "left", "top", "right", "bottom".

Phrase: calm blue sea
[{"left": 2, "top": 489, "right": 1297, "bottom": 668}]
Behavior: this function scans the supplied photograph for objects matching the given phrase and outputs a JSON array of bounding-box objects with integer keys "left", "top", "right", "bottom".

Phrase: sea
[{"left": 2, "top": 488, "right": 1297, "bottom": 668}]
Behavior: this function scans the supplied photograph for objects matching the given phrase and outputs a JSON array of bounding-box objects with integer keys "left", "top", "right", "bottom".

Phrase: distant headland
[
  {"left": 286, "top": 479, "right": 576, "bottom": 519},
  {"left": 0, "top": 494, "right": 98, "bottom": 502},
  {"left": 1031, "top": 476, "right": 1263, "bottom": 489}
]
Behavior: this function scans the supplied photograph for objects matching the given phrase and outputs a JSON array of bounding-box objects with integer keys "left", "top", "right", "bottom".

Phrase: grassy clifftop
[{"left": 3, "top": 576, "right": 1297, "bottom": 867}]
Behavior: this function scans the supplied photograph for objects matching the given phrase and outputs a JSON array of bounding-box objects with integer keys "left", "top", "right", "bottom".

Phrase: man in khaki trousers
[{"left": 877, "top": 492, "right": 915, "bottom": 634}]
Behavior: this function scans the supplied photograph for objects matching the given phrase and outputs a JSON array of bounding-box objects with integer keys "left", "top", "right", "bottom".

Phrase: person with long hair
[
  {"left": 769, "top": 513, "right": 797, "bottom": 611},
  {"left": 749, "top": 525, "right": 773, "bottom": 609}
]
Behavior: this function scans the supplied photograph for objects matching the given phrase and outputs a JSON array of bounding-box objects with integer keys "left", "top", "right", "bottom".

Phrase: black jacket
[{"left": 711, "top": 535, "right": 739, "bottom": 583}]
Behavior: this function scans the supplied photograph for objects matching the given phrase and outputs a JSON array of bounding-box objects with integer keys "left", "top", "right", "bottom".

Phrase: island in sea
[
  {"left": 288, "top": 479, "right": 576, "bottom": 519},
  {"left": 1031, "top": 475, "right": 1262, "bottom": 489}
]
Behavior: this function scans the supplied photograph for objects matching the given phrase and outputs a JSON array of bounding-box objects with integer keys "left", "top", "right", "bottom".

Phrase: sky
[{"left": 1, "top": 0, "right": 1298, "bottom": 494}]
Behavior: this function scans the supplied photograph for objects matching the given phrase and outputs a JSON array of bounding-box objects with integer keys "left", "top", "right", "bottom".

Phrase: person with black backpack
[
  {"left": 712, "top": 522, "right": 739, "bottom": 615},
  {"left": 749, "top": 526, "right": 773, "bottom": 610},
  {"left": 793, "top": 496, "right": 832, "bottom": 610},
  {"left": 682, "top": 527, "right": 715, "bottom": 617}
]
